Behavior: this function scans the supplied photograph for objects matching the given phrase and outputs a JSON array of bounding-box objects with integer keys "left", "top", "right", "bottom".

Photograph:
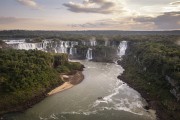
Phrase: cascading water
[
  {"left": 105, "top": 40, "right": 109, "bottom": 46},
  {"left": 86, "top": 48, "right": 93, "bottom": 60},
  {"left": 55, "top": 41, "right": 79, "bottom": 54},
  {"left": 8, "top": 40, "right": 50, "bottom": 50},
  {"left": 117, "top": 41, "right": 128, "bottom": 58},
  {"left": 4, "top": 39, "right": 128, "bottom": 61},
  {"left": 3, "top": 39, "right": 25, "bottom": 44},
  {"left": 90, "top": 40, "right": 97, "bottom": 46},
  {"left": 69, "top": 48, "right": 73, "bottom": 55}
]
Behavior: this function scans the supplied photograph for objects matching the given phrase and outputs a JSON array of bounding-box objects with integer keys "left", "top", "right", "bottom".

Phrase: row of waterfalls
[{"left": 4, "top": 39, "right": 127, "bottom": 61}]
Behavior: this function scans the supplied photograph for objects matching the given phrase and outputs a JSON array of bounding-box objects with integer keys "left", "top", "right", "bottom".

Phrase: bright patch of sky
[{"left": 0, "top": 0, "right": 179, "bottom": 30}]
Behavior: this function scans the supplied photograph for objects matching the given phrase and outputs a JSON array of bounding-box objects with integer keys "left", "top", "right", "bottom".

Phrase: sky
[{"left": 0, "top": 0, "right": 179, "bottom": 31}]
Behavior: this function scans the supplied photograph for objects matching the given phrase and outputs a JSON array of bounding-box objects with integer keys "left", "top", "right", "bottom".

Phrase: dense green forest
[
  {"left": 0, "top": 49, "right": 83, "bottom": 115},
  {"left": 120, "top": 40, "right": 180, "bottom": 120},
  {"left": 0, "top": 30, "right": 180, "bottom": 41}
]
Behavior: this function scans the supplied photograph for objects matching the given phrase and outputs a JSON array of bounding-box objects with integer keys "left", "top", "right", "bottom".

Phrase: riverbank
[
  {"left": 117, "top": 41, "right": 180, "bottom": 120},
  {"left": 48, "top": 71, "right": 84, "bottom": 96},
  {"left": 0, "top": 80, "right": 63, "bottom": 117},
  {"left": 0, "top": 71, "right": 84, "bottom": 118},
  {"left": 117, "top": 62, "right": 180, "bottom": 120}
]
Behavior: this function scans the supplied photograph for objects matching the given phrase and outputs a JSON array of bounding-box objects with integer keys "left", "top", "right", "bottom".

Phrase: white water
[
  {"left": 90, "top": 40, "right": 97, "bottom": 46},
  {"left": 5, "top": 40, "right": 79, "bottom": 54},
  {"left": 117, "top": 41, "right": 128, "bottom": 58},
  {"left": 86, "top": 48, "right": 93, "bottom": 60},
  {"left": 3, "top": 39, "right": 26, "bottom": 44}
]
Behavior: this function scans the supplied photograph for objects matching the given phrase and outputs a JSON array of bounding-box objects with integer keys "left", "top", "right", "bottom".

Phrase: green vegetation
[
  {"left": 0, "top": 49, "right": 83, "bottom": 114},
  {"left": 121, "top": 40, "right": 180, "bottom": 120}
]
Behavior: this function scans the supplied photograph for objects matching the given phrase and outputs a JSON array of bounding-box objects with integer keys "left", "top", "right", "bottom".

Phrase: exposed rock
[
  {"left": 62, "top": 75, "right": 69, "bottom": 81},
  {"left": 97, "top": 97, "right": 103, "bottom": 100},
  {"left": 166, "top": 76, "right": 180, "bottom": 101},
  {"left": 144, "top": 105, "right": 150, "bottom": 110}
]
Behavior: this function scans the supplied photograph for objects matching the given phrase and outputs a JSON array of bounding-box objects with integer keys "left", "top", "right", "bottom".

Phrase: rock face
[
  {"left": 0, "top": 40, "right": 8, "bottom": 48},
  {"left": 166, "top": 76, "right": 180, "bottom": 101}
]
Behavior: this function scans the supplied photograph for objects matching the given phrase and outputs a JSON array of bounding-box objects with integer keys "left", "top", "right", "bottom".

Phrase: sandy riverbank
[{"left": 48, "top": 71, "right": 84, "bottom": 96}]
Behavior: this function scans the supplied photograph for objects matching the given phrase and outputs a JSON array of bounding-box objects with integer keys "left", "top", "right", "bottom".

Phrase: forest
[
  {"left": 0, "top": 49, "right": 83, "bottom": 115},
  {"left": 120, "top": 39, "right": 180, "bottom": 120}
]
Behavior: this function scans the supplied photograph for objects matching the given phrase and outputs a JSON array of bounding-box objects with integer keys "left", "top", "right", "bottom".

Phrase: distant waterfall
[
  {"left": 117, "top": 41, "right": 127, "bottom": 58},
  {"left": 56, "top": 41, "right": 78, "bottom": 54},
  {"left": 90, "top": 40, "right": 97, "bottom": 46},
  {"left": 86, "top": 48, "right": 93, "bottom": 60},
  {"left": 17, "top": 43, "right": 34, "bottom": 50},
  {"left": 56, "top": 41, "right": 68, "bottom": 53},
  {"left": 10, "top": 40, "right": 50, "bottom": 50},
  {"left": 105, "top": 40, "right": 109, "bottom": 46},
  {"left": 3, "top": 39, "right": 25, "bottom": 44},
  {"left": 69, "top": 47, "right": 73, "bottom": 55}
]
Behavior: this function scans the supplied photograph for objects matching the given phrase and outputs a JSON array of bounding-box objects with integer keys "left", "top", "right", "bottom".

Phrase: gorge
[
  {"left": 2, "top": 39, "right": 156, "bottom": 120},
  {"left": 0, "top": 33, "right": 179, "bottom": 120}
]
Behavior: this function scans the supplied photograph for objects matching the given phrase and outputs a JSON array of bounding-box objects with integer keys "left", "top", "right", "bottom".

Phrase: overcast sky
[{"left": 0, "top": 0, "right": 179, "bottom": 30}]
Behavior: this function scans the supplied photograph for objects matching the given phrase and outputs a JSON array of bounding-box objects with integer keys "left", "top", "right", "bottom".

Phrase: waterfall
[
  {"left": 56, "top": 41, "right": 68, "bottom": 53},
  {"left": 90, "top": 40, "right": 97, "bottom": 46},
  {"left": 69, "top": 41, "right": 78, "bottom": 55},
  {"left": 17, "top": 43, "right": 36, "bottom": 50},
  {"left": 9, "top": 40, "right": 51, "bottom": 50},
  {"left": 69, "top": 47, "right": 73, "bottom": 55},
  {"left": 86, "top": 48, "right": 93, "bottom": 60},
  {"left": 117, "top": 41, "right": 127, "bottom": 58},
  {"left": 3, "top": 39, "right": 25, "bottom": 44},
  {"left": 105, "top": 40, "right": 109, "bottom": 46}
]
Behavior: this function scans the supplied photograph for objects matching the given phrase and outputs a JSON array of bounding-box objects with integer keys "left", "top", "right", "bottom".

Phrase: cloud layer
[
  {"left": 170, "top": 1, "right": 180, "bottom": 5},
  {"left": 134, "top": 12, "right": 180, "bottom": 29},
  {"left": 16, "top": 0, "right": 39, "bottom": 9},
  {"left": 68, "top": 11, "right": 180, "bottom": 30},
  {"left": 63, "top": 0, "right": 124, "bottom": 14},
  {"left": 0, "top": 0, "right": 179, "bottom": 30}
]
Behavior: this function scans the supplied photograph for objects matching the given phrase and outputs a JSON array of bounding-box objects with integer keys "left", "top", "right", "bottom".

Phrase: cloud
[
  {"left": 0, "top": 17, "right": 18, "bottom": 24},
  {"left": 0, "top": 17, "right": 36, "bottom": 24},
  {"left": 68, "top": 11, "right": 180, "bottom": 30},
  {"left": 134, "top": 12, "right": 180, "bottom": 30},
  {"left": 68, "top": 17, "right": 155, "bottom": 30},
  {"left": 63, "top": 0, "right": 125, "bottom": 14},
  {"left": 16, "top": 0, "right": 40, "bottom": 9},
  {"left": 127, "top": 0, "right": 172, "bottom": 5},
  {"left": 170, "top": 1, "right": 180, "bottom": 5}
]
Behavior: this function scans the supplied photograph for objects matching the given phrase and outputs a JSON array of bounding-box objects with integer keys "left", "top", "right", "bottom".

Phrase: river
[{"left": 4, "top": 60, "right": 156, "bottom": 120}]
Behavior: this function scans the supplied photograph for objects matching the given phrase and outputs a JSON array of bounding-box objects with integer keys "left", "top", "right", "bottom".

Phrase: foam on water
[
  {"left": 90, "top": 79, "right": 146, "bottom": 116},
  {"left": 39, "top": 79, "right": 150, "bottom": 120}
]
